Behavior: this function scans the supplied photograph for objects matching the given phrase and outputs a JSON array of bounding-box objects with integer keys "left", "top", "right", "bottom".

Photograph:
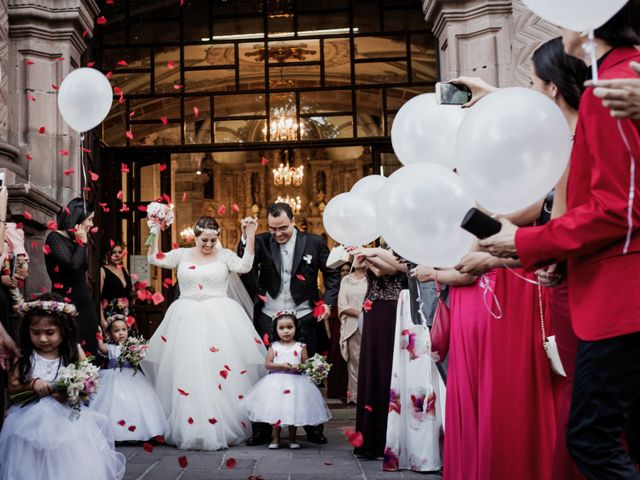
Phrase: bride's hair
[{"left": 193, "top": 216, "right": 220, "bottom": 237}]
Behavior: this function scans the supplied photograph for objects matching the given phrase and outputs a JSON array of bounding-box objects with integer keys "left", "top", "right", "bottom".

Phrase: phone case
[{"left": 460, "top": 208, "right": 502, "bottom": 239}]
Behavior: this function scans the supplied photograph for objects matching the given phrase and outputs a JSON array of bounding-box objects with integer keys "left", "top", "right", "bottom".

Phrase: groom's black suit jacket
[{"left": 237, "top": 230, "right": 340, "bottom": 315}]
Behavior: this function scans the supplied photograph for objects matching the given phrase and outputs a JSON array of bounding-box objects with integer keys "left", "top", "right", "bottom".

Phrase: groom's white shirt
[{"left": 261, "top": 229, "right": 312, "bottom": 319}]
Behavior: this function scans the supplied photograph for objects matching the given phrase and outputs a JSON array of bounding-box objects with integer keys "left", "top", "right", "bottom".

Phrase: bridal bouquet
[
  {"left": 299, "top": 354, "right": 331, "bottom": 385},
  {"left": 10, "top": 358, "right": 101, "bottom": 420},
  {"left": 118, "top": 336, "right": 149, "bottom": 374},
  {"left": 145, "top": 201, "right": 175, "bottom": 246}
]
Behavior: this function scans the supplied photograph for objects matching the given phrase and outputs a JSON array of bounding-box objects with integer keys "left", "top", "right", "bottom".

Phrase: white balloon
[
  {"left": 522, "top": 0, "right": 628, "bottom": 31},
  {"left": 376, "top": 164, "right": 475, "bottom": 268},
  {"left": 58, "top": 68, "right": 113, "bottom": 133},
  {"left": 323, "top": 192, "right": 379, "bottom": 246},
  {"left": 350, "top": 175, "right": 387, "bottom": 204},
  {"left": 391, "top": 93, "right": 465, "bottom": 168},
  {"left": 455, "top": 88, "right": 572, "bottom": 214}
]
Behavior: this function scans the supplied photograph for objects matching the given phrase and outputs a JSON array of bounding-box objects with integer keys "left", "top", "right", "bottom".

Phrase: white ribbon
[
  {"left": 479, "top": 273, "right": 503, "bottom": 320},
  {"left": 616, "top": 119, "right": 637, "bottom": 255}
]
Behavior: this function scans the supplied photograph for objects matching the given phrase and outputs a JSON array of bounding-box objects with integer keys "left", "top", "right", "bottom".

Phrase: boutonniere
[{"left": 303, "top": 254, "right": 313, "bottom": 264}]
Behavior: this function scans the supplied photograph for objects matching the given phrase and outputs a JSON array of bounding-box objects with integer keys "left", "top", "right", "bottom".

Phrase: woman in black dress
[
  {"left": 100, "top": 240, "right": 135, "bottom": 330},
  {"left": 45, "top": 198, "right": 99, "bottom": 356}
]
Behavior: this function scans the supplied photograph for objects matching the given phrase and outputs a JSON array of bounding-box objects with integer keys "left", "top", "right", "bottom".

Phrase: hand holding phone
[
  {"left": 460, "top": 208, "right": 502, "bottom": 239},
  {"left": 436, "top": 82, "right": 472, "bottom": 105}
]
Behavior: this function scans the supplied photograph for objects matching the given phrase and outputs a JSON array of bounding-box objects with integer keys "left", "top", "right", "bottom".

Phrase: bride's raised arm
[
  {"left": 147, "top": 228, "right": 184, "bottom": 269},
  {"left": 224, "top": 217, "right": 256, "bottom": 274}
]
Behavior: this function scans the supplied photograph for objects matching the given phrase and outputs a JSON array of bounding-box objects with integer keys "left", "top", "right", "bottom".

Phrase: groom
[{"left": 238, "top": 202, "right": 340, "bottom": 445}]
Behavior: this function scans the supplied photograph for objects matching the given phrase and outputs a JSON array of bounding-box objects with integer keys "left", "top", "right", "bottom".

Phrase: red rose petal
[
  {"left": 188, "top": 265, "right": 196, "bottom": 270},
  {"left": 88, "top": 170, "right": 100, "bottom": 181},
  {"left": 177, "top": 388, "right": 189, "bottom": 396},
  {"left": 96, "top": 15, "right": 107, "bottom": 25},
  {"left": 152, "top": 292, "right": 164, "bottom": 305},
  {"left": 143, "top": 442, "right": 153, "bottom": 453},
  {"left": 51, "top": 84, "right": 59, "bottom": 90},
  {"left": 363, "top": 299, "right": 373, "bottom": 312},
  {"left": 87, "top": 61, "right": 96, "bottom": 67},
  {"left": 240, "top": 370, "right": 247, "bottom": 374},
  {"left": 224, "top": 365, "right": 231, "bottom": 371},
  {"left": 254, "top": 337, "right": 262, "bottom": 345},
  {"left": 38, "top": 126, "right": 46, "bottom": 134},
  {"left": 23, "top": 211, "right": 33, "bottom": 221},
  {"left": 155, "top": 252, "right": 166, "bottom": 260},
  {"left": 231, "top": 203, "right": 240, "bottom": 213},
  {"left": 125, "top": 130, "right": 134, "bottom": 140},
  {"left": 128, "top": 425, "right": 137, "bottom": 432},
  {"left": 218, "top": 384, "right": 222, "bottom": 391},
  {"left": 63, "top": 168, "right": 74, "bottom": 176},
  {"left": 261, "top": 157, "right": 268, "bottom": 166},
  {"left": 26, "top": 59, "right": 34, "bottom": 65},
  {"left": 364, "top": 405, "right": 374, "bottom": 412},
  {"left": 117, "top": 60, "right": 128, "bottom": 66},
  {"left": 209, "top": 346, "right": 219, "bottom": 353},
  {"left": 95, "top": 332, "right": 103, "bottom": 341},
  {"left": 219, "top": 370, "right": 228, "bottom": 379},
  {"left": 155, "top": 435, "right": 165, "bottom": 444},
  {"left": 208, "top": 418, "right": 218, "bottom": 424},
  {"left": 283, "top": 389, "right": 291, "bottom": 394},
  {"left": 187, "top": 417, "right": 194, "bottom": 424},
  {"left": 117, "top": 419, "right": 126, "bottom": 426},
  {"left": 193, "top": 106, "right": 199, "bottom": 119},
  {"left": 218, "top": 204, "right": 227, "bottom": 215},
  {"left": 167, "top": 60, "right": 176, "bottom": 69},
  {"left": 258, "top": 294, "right": 267, "bottom": 303},
  {"left": 173, "top": 84, "right": 183, "bottom": 90},
  {"left": 178, "top": 455, "right": 188, "bottom": 468},
  {"left": 225, "top": 458, "right": 237, "bottom": 469},
  {"left": 296, "top": 274, "right": 305, "bottom": 281},
  {"left": 159, "top": 163, "right": 167, "bottom": 172},
  {"left": 121, "top": 163, "right": 129, "bottom": 173},
  {"left": 160, "top": 116, "right": 168, "bottom": 125},
  {"left": 273, "top": 419, "right": 281, "bottom": 427},
  {"left": 345, "top": 429, "right": 364, "bottom": 447},
  {"left": 262, "top": 333, "right": 270, "bottom": 346},
  {"left": 181, "top": 192, "right": 188, "bottom": 202}
]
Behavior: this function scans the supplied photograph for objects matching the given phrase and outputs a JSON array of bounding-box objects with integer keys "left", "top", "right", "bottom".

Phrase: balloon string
[
  {"left": 479, "top": 273, "right": 502, "bottom": 320},
  {"left": 616, "top": 119, "right": 637, "bottom": 254},
  {"left": 80, "top": 133, "right": 87, "bottom": 214},
  {"left": 502, "top": 262, "right": 545, "bottom": 286},
  {"left": 583, "top": 30, "right": 599, "bottom": 84}
]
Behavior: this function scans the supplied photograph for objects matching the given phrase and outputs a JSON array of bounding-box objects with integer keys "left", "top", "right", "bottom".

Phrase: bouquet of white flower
[
  {"left": 10, "top": 358, "right": 101, "bottom": 420},
  {"left": 145, "top": 201, "right": 175, "bottom": 246},
  {"left": 118, "top": 336, "right": 149, "bottom": 374},
  {"left": 299, "top": 354, "right": 331, "bottom": 385}
]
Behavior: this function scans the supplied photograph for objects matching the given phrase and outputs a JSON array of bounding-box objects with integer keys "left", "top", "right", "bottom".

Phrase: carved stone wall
[{"left": 0, "top": 0, "right": 8, "bottom": 140}]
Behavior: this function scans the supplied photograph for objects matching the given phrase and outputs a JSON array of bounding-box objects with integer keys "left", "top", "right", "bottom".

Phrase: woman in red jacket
[{"left": 480, "top": 3, "right": 640, "bottom": 478}]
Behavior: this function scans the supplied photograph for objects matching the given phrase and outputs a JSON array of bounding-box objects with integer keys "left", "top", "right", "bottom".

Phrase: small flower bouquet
[
  {"left": 299, "top": 354, "right": 332, "bottom": 385},
  {"left": 118, "top": 336, "right": 149, "bottom": 374},
  {"left": 10, "top": 358, "right": 101, "bottom": 420},
  {"left": 145, "top": 201, "right": 175, "bottom": 246}
]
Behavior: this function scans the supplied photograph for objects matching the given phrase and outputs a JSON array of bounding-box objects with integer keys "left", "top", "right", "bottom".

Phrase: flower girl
[
  {"left": 0, "top": 293, "right": 125, "bottom": 480},
  {"left": 241, "top": 311, "right": 331, "bottom": 449},
  {"left": 93, "top": 315, "right": 168, "bottom": 442}
]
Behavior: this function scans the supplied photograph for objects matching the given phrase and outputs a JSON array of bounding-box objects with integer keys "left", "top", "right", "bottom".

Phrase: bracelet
[{"left": 30, "top": 377, "right": 40, "bottom": 389}]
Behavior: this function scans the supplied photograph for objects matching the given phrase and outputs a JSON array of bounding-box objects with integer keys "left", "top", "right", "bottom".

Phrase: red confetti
[
  {"left": 181, "top": 192, "right": 187, "bottom": 202},
  {"left": 105, "top": 71, "right": 113, "bottom": 79},
  {"left": 173, "top": 84, "right": 183, "bottom": 90},
  {"left": 128, "top": 425, "right": 137, "bottom": 432},
  {"left": 188, "top": 265, "right": 196, "bottom": 270},
  {"left": 218, "top": 204, "right": 227, "bottom": 215},
  {"left": 167, "top": 60, "right": 176, "bottom": 69},
  {"left": 225, "top": 458, "right": 237, "bottom": 469},
  {"left": 273, "top": 420, "right": 282, "bottom": 427},
  {"left": 117, "top": 60, "right": 128, "bottom": 66},
  {"left": 87, "top": 170, "right": 99, "bottom": 182},
  {"left": 126, "top": 316, "right": 136, "bottom": 327},
  {"left": 187, "top": 417, "right": 194, "bottom": 424},
  {"left": 117, "top": 419, "right": 126, "bottom": 426},
  {"left": 58, "top": 149, "right": 69, "bottom": 156},
  {"left": 178, "top": 456, "right": 188, "bottom": 468},
  {"left": 261, "top": 156, "right": 268, "bottom": 166},
  {"left": 177, "top": 388, "right": 189, "bottom": 396},
  {"left": 161, "top": 335, "right": 167, "bottom": 342},
  {"left": 52, "top": 282, "right": 63, "bottom": 289},
  {"left": 160, "top": 116, "right": 168, "bottom": 125},
  {"left": 172, "top": 242, "right": 180, "bottom": 249},
  {"left": 162, "top": 278, "right": 174, "bottom": 288},
  {"left": 129, "top": 110, "right": 136, "bottom": 119},
  {"left": 38, "top": 126, "right": 46, "bottom": 134},
  {"left": 87, "top": 61, "right": 96, "bottom": 67},
  {"left": 155, "top": 252, "right": 166, "bottom": 260},
  {"left": 113, "top": 86, "right": 122, "bottom": 95},
  {"left": 119, "top": 203, "right": 129, "bottom": 213},
  {"left": 296, "top": 274, "right": 305, "bottom": 281},
  {"left": 63, "top": 168, "right": 74, "bottom": 176},
  {"left": 258, "top": 294, "right": 267, "bottom": 303},
  {"left": 155, "top": 435, "right": 165, "bottom": 444},
  {"left": 193, "top": 106, "right": 199, "bottom": 119},
  {"left": 209, "top": 346, "right": 219, "bottom": 353},
  {"left": 152, "top": 292, "right": 165, "bottom": 305},
  {"left": 218, "top": 384, "right": 222, "bottom": 391},
  {"left": 26, "top": 59, "right": 34, "bottom": 65},
  {"left": 363, "top": 299, "right": 373, "bottom": 312},
  {"left": 55, "top": 57, "right": 64, "bottom": 62},
  {"left": 30, "top": 241, "right": 39, "bottom": 248},
  {"left": 27, "top": 94, "right": 36, "bottom": 102},
  {"left": 121, "top": 163, "right": 129, "bottom": 173},
  {"left": 82, "top": 29, "right": 89, "bottom": 38},
  {"left": 81, "top": 147, "right": 92, "bottom": 153},
  {"left": 208, "top": 418, "right": 218, "bottom": 424},
  {"left": 25, "top": 154, "right": 32, "bottom": 161},
  {"left": 96, "top": 16, "right": 107, "bottom": 25},
  {"left": 240, "top": 370, "right": 247, "bottom": 374},
  {"left": 283, "top": 389, "right": 291, "bottom": 394},
  {"left": 23, "top": 211, "right": 32, "bottom": 221},
  {"left": 143, "top": 442, "right": 153, "bottom": 453},
  {"left": 231, "top": 203, "right": 240, "bottom": 213},
  {"left": 313, "top": 300, "right": 325, "bottom": 318},
  {"left": 219, "top": 370, "right": 228, "bottom": 379},
  {"left": 364, "top": 405, "right": 374, "bottom": 412},
  {"left": 159, "top": 163, "right": 167, "bottom": 172},
  {"left": 162, "top": 193, "right": 172, "bottom": 204},
  {"left": 344, "top": 429, "right": 364, "bottom": 447},
  {"left": 116, "top": 190, "right": 123, "bottom": 200},
  {"left": 125, "top": 130, "right": 134, "bottom": 140},
  {"left": 47, "top": 220, "right": 58, "bottom": 230},
  {"left": 51, "top": 84, "right": 59, "bottom": 90},
  {"left": 262, "top": 333, "right": 270, "bottom": 346},
  {"left": 224, "top": 365, "right": 231, "bottom": 371}
]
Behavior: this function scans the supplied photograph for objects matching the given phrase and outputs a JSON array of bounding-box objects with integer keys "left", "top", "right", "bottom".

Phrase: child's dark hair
[
  {"left": 270, "top": 311, "right": 300, "bottom": 343},
  {"left": 16, "top": 293, "right": 80, "bottom": 384},
  {"left": 106, "top": 315, "right": 128, "bottom": 335}
]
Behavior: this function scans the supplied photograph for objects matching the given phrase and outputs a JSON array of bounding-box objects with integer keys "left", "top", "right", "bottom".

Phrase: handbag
[
  {"left": 326, "top": 245, "right": 349, "bottom": 269},
  {"left": 430, "top": 281, "right": 451, "bottom": 362},
  {"left": 536, "top": 284, "right": 566, "bottom": 377}
]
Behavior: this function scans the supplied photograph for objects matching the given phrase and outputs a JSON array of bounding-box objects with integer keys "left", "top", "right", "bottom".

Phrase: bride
[{"left": 144, "top": 215, "right": 266, "bottom": 450}]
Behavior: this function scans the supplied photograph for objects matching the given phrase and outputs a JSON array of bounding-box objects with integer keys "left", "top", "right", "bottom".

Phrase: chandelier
[
  {"left": 179, "top": 227, "right": 195, "bottom": 244},
  {"left": 263, "top": 104, "right": 305, "bottom": 142},
  {"left": 276, "top": 195, "right": 302, "bottom": 215},
  {"left": 272, "top": 149, "right": 304, "bottom": 186}
]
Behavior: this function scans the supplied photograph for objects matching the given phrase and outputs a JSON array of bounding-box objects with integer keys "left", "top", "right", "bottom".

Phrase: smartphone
[
  {"left": 460, "top": 207, "right": 502, "bottom": 239},
  {"left": 435, "top": 82, "right": 472, "bottom": 105},
  {"left": 0, "top": 172, "right": 5, "bottom": 187}
]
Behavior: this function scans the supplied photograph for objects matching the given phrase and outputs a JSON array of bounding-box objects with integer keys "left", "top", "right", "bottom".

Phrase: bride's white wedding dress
[{"left": 144, "top": 246, "right": 266, "bottom": 450}]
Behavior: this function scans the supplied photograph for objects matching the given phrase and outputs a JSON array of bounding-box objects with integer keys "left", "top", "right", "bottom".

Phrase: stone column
[
  {"left": 423, "top": 0, "right": 559, "bottom": 87},
  {"left": 7, "top": 0, "right": 99, "bottom": 204}
]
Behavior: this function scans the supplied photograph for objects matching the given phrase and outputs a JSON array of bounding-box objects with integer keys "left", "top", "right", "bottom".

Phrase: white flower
[{"left": 303, "top": 254, "right": 312, "bottom": 264}]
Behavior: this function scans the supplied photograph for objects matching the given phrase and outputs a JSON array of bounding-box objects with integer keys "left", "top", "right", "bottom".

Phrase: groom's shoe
[
  {"left": 306, "top": 432, "right": 328, "bottom": 444},
  {"left": 247, "top": 434, "right": 270, "bottom": 446}
]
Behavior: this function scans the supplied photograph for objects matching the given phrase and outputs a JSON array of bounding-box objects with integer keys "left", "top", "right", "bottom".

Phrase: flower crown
[
  {"left": 106, "top": 314, "right": 128, "bottom": 329},
  {"left": 273, "top": 310, "right": 297, "bottom": 321},
  {"left": 194, "top": 225, "right": 219, "bottom": 235},
  {"left": 18, "top": 300, "right": 78, "bottom": 317}
]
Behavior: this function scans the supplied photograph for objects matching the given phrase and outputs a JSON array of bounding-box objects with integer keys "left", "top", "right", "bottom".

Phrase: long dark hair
[
  {"left": 594, "top": 0, "right": 640, "bottom": 47},
  {"left": 270, "top": 313, "right": 300, "bottom": 343},
  {"left": 103, "top": 240, "right": 125, "bottom": 265},
  {"left": 58, "top": 197, "right": 94, "bottom": 231},
  {"left": 532, "top": 37, "right": 587, "bottom": 111},
  {"left": 16, "top": 293, "right": 80, "bottom": 384}
]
